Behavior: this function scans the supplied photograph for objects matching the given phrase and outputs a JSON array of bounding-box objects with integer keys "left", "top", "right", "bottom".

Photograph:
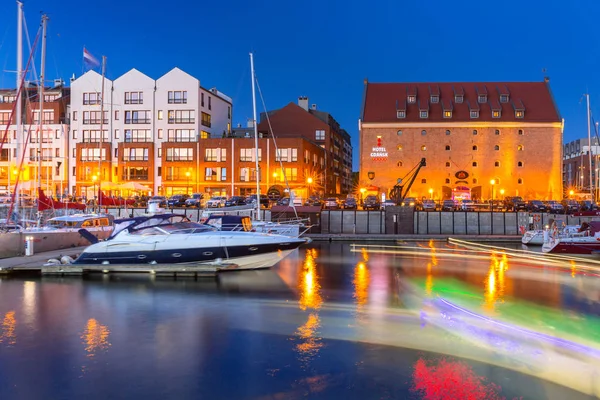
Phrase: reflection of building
[
  {"left": 258, "top": 97, "right": 353, "bottom": 195},
  {"left": 359, "top": 79, "right": 563, "bottom": 200},
  {"left": 562, "top": 137, "right": 600, "bottom": 194}
]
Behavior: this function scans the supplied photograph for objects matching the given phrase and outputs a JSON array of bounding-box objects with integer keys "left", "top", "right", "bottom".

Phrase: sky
[{"left": 1, "top": 0, "right": 600, "bottom": 171}]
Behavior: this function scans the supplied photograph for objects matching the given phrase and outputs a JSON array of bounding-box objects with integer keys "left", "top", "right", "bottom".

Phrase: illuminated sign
[
  {"left": 455, "top": 170, "right": 469, "bottom": 180},
  {"left": 370, "top": 136, "right": 388, "bottom": 161}
]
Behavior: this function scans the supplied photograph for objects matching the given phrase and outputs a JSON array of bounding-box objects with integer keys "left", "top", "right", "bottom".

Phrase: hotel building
[{"left": 359, "top": 79, "right": 563, "bottom": 201}]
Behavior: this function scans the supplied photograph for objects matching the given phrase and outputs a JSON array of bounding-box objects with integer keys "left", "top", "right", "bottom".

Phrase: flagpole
[{"left": 98, "top": 55, "right": 106, "bottom": 212}]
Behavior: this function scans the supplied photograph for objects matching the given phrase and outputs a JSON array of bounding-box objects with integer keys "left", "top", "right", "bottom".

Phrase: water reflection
[
  {"left": 353, "top": 262, "right": 370, "bottom": 308},
  {"left": 22, "top": 281, "right": 36, "bottom": 325},
  {"left": 0, "top": 311, "right": 16, "bottom": 345},
  {"left": 81, "top": 318, "right": 111, "bottom": 357},
  {"left": 484, "top": 251, "right": 509, "bottom": 312},
  {"left": 295, "top": 248, "right": 323, "bottom": 367}
]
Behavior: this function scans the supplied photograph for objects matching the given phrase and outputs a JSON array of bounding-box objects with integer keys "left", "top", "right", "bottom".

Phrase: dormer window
[
  {"left": 420, "top": 110, "right": 428, "bottom": 118},
  {"left": 492, "top": 110, "right": 501, "bottom": 118},
  {"left": 407, "top": 95, "right": 416, "bottom": 104},
  {"left": 397, "top": 110, "right": 406, "bottom": 119},
  {"left": 478, "top": 94, "right": 487, "bottom": 103},
  {"left": 513, "top": 99, "right": 525, "bottom": 118},
  {"left": 500, "top": 94, "right": 509, "bottom": 103},
  {"left": 470, "top": 110, "right": 479, "bottom": 118},
  {"left": 430, "top": 95, "right": 439, "bottom": 104},
  {"left": 515, "top": 110, "right": 524, "bottom": 118},
  {"left": 455, "top": 94, "right": 463, "bottom": 103},
  {"left": 444, "top": 110, "right": 452, "bottom": 118}
]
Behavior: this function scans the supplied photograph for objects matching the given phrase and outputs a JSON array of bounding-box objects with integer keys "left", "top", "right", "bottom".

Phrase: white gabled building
[{"left": 69, "top": 67, "right": 232, "bottom": 196}]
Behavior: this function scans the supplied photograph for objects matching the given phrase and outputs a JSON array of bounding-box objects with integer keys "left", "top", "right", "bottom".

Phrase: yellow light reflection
[
  {"left": 425, "top": 262, "right": 433, "bottom": 296},
  {"left": 81, "top": 318, "right": 110, "bottom": 357},
  {"left": 295, "top": 313, "right": 323, "bottom": 359},
  {"left": 484, "top": 251, "right": 508, "bottom": 311},
  {"left": 298, "top": 248, "right": 322, "bottom": 311},
  {"left": 361, "top": 247, "right": 369, "bottom": 262},
  {"left": 571, "top": 260, "right": 577, "bottom": 278},
  {"left": 353, "top": 262, "right": 370, "bottom": 307},
  {"left": 428, "top": 240, "right": 438, "bottom": 266},
  {"left": 0, "top": 311, "right": 16, "bottom": 345}
]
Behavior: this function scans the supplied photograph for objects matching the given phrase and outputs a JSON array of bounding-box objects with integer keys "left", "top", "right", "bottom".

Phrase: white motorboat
[
  {"left": 73, "top": 214, "right": 306, "bottom": 270},
  {"left": 0, "top": 214, "right": 114, "bottom": 258},
  {"left": 521, "top": 225, "right": 580, "bottom": 245},
  {"left": 541, "top": 222, "right": 600, "bottom": 254}
]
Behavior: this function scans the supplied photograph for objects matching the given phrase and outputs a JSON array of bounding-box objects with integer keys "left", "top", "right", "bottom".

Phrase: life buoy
[{"left": 533, "top": 214, "right": 541, "bottom": 223}]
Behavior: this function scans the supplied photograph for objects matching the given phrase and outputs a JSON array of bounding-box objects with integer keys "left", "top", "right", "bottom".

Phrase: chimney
[
  {"left": 311, "top": 104, "right": 317, "bottom": 110},
  {"left": 246, "top": 118, "right": 254, "bottom": 128},
  {"left": 544, "top": 76, "right": 550, "bottom": 83},
  {"left": 298, "top": 96, "right": 309, "bottom": 111},
  {"left": 70, "top": 73, "right": 76, "bottom": 83}
]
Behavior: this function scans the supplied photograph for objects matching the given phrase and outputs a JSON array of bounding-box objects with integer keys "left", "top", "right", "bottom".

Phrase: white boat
[
  {"left": 0, "top": 214, "right": 114, "bottom": 258},
  {"left": 541, "top": 222, "right": 600, "bottom": 254},
  {"left": 521, "top": 225, "right": 580, "bottom": 245},
  {"left": 73, "top": 214, "right": 306, "bottom": 270}
]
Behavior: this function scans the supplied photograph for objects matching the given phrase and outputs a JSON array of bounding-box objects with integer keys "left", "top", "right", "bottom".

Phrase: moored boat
[
  {"left": 541, "top": 222, "right": 600, "bottom": 254},
  {"left": 522, "top": 225, "right": 580, "bottom": 246}
]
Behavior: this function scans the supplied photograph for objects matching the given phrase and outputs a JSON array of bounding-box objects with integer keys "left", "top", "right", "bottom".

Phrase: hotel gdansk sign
[{"left": 370, "top": 136, "right": 388, "bottom": 161}]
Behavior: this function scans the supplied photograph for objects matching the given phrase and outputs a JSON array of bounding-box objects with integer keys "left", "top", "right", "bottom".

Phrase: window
[
  {"left": 158, "top": 129, "right": 163, "bottom": 139},
  {"left": 157, "top": 166, "right": 162, "bottom": 176},
  {"left": 221, "top": 168, "right": 227, "bottom": 181},
  {"left": 158, "top": 148, "right": 162, "bottom": 157},
  {"left": 124, "top": 110, "right": 151, "bottom": 124},
  {"left": 421, "top": 130, "right": 426, "bottom": 136},
  {"left": 80, "top": 148, "right": 107, "bottom": 161},
  {"left": 407, "top": 95, "right": 416, "bottom": 104},
  {"left": 115, "top": 110, "right": 119, "bottom": 120},
  {"left": 500, "top": 94, "right": 509, "bottom": 103},
  {"left": 492, "top": 110, "right": 501, "bottom": 118},
  {"left": 472, "top": 145, "right": 478, "bottom": 151},
  {"left": 494, "top": 145, "right": 500, "bottom": 151},
  {"left": 420, "top": 110, "right": 428, "bottom": 118},
  {"left": 518, "top": 129, "right": 523, "bottom": 135},
  {"left": 55, "top": 148, "right": 60, "bottom": 158},
  {"left": 72, "top": 111, "right": 77, "bottom": 121},
  {"left": 228, "top": 106, "right": 231, "bottom": 119},
  {"left": 275, "top": 148, "right": 297, "bottom": 162},
  {"left": 167, "top": 129, "right": 195, "bottom": 142},
  {"left": 124, "top": 129, "right": 151, "bottom": 142},
  {"left": 445, "top": 178, "right": 450, "bottom": 184},
  {"left": 444, "top": 110, "right": 452, "bottom": 118},
  {"left": 83, "top": 92, "right": 101, "bottom": 105},
  {"left": 32, "top": 110, "right": 55, "bottom": 124},
  {"left": 472, "top": 129, "right": 478, "bottom": 135},
  {"left": 455, "top": 95, "right": 463, "bottom": 103},
  {"left": 472, "top": 161, "right": 478, "bottom": 167},
  {"left": 397, "top": 110, "right": 405, "bottom": 119},
  {"left": 125, "top": 91, "right": 143, "bottom": 104},
  {"left": 397, "top": 161, "right": 403, "bottom": 167},
  {"left": 515, "top": 110, "right": 524, "bottom": 118},
  {"left": 445, "top": 130, "right": 451, "bottom": 135},
  {"left": 208, "top": 96, "right": 211, "bottom": 110},
  {"left": 166, "top": 148, "right": 194, "bottom": 161},
  {"left": 421, "top": 145, "right": 427, "bottom": 151},
  {"left": 517, "top": 145, "right": 523, "bottom": 151},
  {"left": 478, "top": 94, "right": 487, "bottom": 103},
  {"left": 158, "top": 110, "right": 163, "bottom": 120},
  {"left": 495, "top": 161, "right": 500, "bottom": 167},
  {"left": 470, "top": 110, "right": 479, "bottom": 118},
  {"left": 397, "top": 130, "right": 402, "bottom": 136},
  {"left": 315, "top": 130, "right": 325, "bottom": 140},
  {"left": 473, "top": 178, "right": 478, "bottom": 184},
  {"left": 204, "top": 148, "right": 227, "bottom": 162},
  {"left": 240, "top": 148, "right": 262, "bottom": 162},
  {"left": 495, "top": 129, "right": 500, "bottom": 135},
  {"left": 72, "top": 148, "right": 76, "bottom": 158},
  {"left": 115, "top": 129, "right": 120, "bottom": 140},
  {"left": 518, "top": 178, "right": 523, "bottom": 184},
  {"left": 517, "top": 161, "right": 523, "bottom": 167},
  {"left": 123, "top": 166, "right": 148, "bottom": 181},
  {"left": 421, "top": 178, "right": 426, "bottom": 184},
  {"left": 397, "top": 145, "right": 403, "bottom": 150},
  {"left": 445, "top": 145, "right": 450, "bottom": 151},
  {"left": 82, "top": 130, "right": 108, "bottom": 142},
  {"left": 168, "top": 91, "right": 187, "bottom": 104},
  {"left": 201, "top": 93, "right": 205, "bottom": 107},
  {"left": 431, "top": 95, "right": 439, "bottom": 103},
  {"left": 445, "top": 162, "right": 450, "bottom": 167},
  {"left": 123, "top": 148, "right": 149, "bottom": 161},
  {"left": 168, "top": 110, "right": 196, "bottom": 124},
  {"left": 82, "top": 111, "right": 108, "bottom": 124},
  {"left": 114, "top": 148, "right": 118, "bottom": 158},
  {"left": 200, "top": 131, "right": 210, "bottom": 139}
]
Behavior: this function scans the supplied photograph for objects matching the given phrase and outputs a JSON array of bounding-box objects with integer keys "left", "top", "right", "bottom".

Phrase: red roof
[{"left": 362, "top": 81, "right": 560, "bottom": 123}]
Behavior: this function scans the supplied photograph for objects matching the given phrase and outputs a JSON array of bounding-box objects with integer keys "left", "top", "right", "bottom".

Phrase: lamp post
[
  {"left": 360, "top": 187, "right": 366, "bottom": 206},
  {"left": 490, "top": 179, "right": 496, "bottom": 234},
  {"left": 307, "top": 177, "right": 313, "bottom": 198},
  {"left": 185, "top": 171, "right": 191, "bottom": 195},
  {"left": 92, "top": 174, "right": 98, "bottom": 207},
  {"left": 428, "top": 188, "right": 433, "bottom": 200}
]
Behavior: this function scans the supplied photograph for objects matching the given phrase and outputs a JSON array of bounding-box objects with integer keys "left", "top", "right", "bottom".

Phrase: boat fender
[
  {"left": 61, "top": 255, "right": 74, "bottom": 265},
  {"left": 44, "top": 258, "right": 61, "bottom": 266}
]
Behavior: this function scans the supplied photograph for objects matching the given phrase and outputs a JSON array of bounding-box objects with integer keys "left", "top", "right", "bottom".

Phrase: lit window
[
  {"left": 515, "top": 110, "right": 524, "bottom": 118},
  {"left": 431, "top": 95, "right": 439, "bottom": 103},
  {"left": 421, "top": 145, "right": 427, "bottom": 151},
  {"left": 500, "top": 94, "right": 509, "bottom": 103},
  {"left": 444, "top": 110, "right": 452, "bottom": 118},
  {"left": 473, "top": 129, "right": 478, "bottom": 135},
  {"left": 397, "top": 110, "right": 406, "bottom": 119},
  {"left": 472, "top": 161, "right": 478, "bottom": 167},
  {"left": 408, "top": 95, "right": 416, "bottom": 104},
  {"left": 494, "top": 145, "right": 500, "bottom": 151},
  {"left": 420, "top": 110, "right": 428, "bottom": 118},
  {"left": 518, "top": 129, "right": 524, "bottom": 135},
  {"left": 397, "top": 130, "right": 402, "bottom": 135},
  {"left": 397, "top": 145, "right": 403, "bottom": 150},
  {"left": 472, "top": 145, "right": 478, "bottom": 151},
  {"left": 470, "top": 110, "right": 479, "bottom": 118},
  {"left": 421, "top": 178, "right": 426, "bottom": 183},
  {"left": 397, "top": 161, "right": 403, "bottom": 167},
  {"left": 445, "top": 162, "right": 450, "bottom": 167},
  {"left": 158, "top": 110, "right": 163, "bottom": 120},
  {"left": 421, "top": 130, "right": 426, "bottom": 136},
  {"left": 445, "top": 178, "right": 450, "bottom": 184},
  {"left": 493, "top": 110, "right": 501, "bottom": 118},
  {"left": 478, "top": 94, "right": 487, "bottom": 103},
  {"left": 518, "top": 178, "right": 523, "bottom": 184},
  {"left": 518, "top": 161, "right": 523, "bottom": 167},
  {"left": 495, "top": 161, "right": 500, "bottom": 167},
  {"left": 445, "top": 145, "right": 451, "bottom": 151},
  {"left": 495, "top": 129, "right": 500, "bottom": 135}
]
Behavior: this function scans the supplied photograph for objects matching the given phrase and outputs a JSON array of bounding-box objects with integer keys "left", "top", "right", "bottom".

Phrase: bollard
[{"left": 24, "top": 236, "right": 34, "bottom": 256}]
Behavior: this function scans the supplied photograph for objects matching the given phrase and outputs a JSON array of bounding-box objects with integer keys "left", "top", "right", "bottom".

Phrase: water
[{"left": 0, "top": 241, "right": 598, "bottom": 399}]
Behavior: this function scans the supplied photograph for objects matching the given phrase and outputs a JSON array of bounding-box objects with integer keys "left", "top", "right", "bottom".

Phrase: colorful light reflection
[
  {"left": 81, "top": 318, "right": 110, "bottom": 357},
  {"left": 295, "top": 248, "right": 323, "bottom": 366},
  {"left": 0, "top": 311, "right": 16, "bottom": 345},
  {"left": 484, "top": 251, "right": 509, "bottom": 311}
]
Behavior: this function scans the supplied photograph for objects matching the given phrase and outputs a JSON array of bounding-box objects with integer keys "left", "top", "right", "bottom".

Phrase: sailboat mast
[
  {"left": 250, "top": 52, "right": 261, "bottom": 221},
  {"left": 15, "top": 1, "right": 23, "bottom": 214},
  {"left": 38, "top": 14, "right": 47, "bottom": 200},
  {"left": 587, "top": 94, "right": 594, "bottom": 201},
  {"left": 98, "top": 55, "right": 106, "bottom": 207}
]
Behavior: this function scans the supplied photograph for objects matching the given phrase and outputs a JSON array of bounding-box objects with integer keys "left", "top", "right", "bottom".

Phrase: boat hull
[
  {"left": 521, "top": 230, "right": 544, "bottom": 245},
  {"left": 542, "top": 239, "right": 600, "bottom": 254}
]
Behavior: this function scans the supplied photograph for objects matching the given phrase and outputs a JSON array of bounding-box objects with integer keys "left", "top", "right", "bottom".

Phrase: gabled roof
[{"left": 362, "top": 81, "right": 561, "bottom": 123}]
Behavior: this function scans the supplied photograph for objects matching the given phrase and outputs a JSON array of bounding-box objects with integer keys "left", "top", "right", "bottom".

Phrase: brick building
[
  {"left": 359, "top": 79, "right": 563, "bottom": 201},
  {"left": 258, "top": 97, "right": 353, "bottom": 195},
  {"left": 563, "top": 137, "right": 600, "bottom": 195}
]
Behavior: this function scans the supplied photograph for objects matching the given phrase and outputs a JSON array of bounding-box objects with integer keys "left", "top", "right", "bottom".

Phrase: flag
[{"left": 83, "top": 48, "right": 100, "bottom": 70}]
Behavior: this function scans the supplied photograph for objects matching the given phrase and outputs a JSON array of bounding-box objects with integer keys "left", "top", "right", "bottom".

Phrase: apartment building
[{"left": 0, "top": 81, "right": 70, "bottom": 196}]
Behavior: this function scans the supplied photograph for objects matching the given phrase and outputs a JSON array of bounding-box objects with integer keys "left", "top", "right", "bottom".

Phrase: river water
[{"left": 0, "top": 240, "right": 598, "bottom": 399}]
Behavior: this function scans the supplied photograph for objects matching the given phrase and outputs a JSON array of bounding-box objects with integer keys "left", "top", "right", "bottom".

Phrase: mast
[
  {"left": 587, "top": 94, "right": 593, "bottom": 201},
  {"left": 250, "top": 52, "right": 261, "bottom": 221},
  {"left": 38, "top": 14, "right": 48, "bottom": 205},
  {"left": 15, "top": 1, "right": 23, "bottom": 214},
  {"left": 98, "top": 55, "right": 106, "bottom": 209}
]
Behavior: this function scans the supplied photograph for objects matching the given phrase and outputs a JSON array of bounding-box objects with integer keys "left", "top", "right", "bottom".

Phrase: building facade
[
  {"left": 563, "top": 137, "right": 600, "bottom": 195},
  {"left": 359, "top": 80, "right": 563, "bottom": 201},
  {"left": 0, "top": 82, "right": 70, "bottom": 196},
  {"left": 257, "top": 97, "right": 353, "bottom": 195},
  {"left": 69, "top": 68, "right": 233, "bottom": 196}
]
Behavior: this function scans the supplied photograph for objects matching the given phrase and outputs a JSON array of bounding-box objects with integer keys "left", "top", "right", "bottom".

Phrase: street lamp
[
  {"left": 92, "top": 174, "right": 98, "bottom": 205},
  {"left": 428, "top": 188, "right": 433, "bottom": 199},
  {"left": 490, "top": 179, "right": 496, "bottom": 234},
  {"left": 569, "top": 189, "right": 574, "bottom": 198},
  {"left": 360, "top": 187, "right": 366, "bottom": 206},
  {"left": 185, "top": 171, "right": 191, "bottom": 195},
  {"left": 307, "top": 177, "right": 313, "bottom": 197}
]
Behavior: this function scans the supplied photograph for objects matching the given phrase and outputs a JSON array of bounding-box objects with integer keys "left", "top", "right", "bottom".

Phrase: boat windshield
[
  {"left": 132, "top": 221, "right": 216, "bottom": 235},
  {"left": 47, "top": 220, "right": 79, "bottom": 228}
]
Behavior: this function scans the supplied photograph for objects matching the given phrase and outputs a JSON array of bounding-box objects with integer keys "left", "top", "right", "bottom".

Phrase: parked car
[
  {"left": 460, "top": 199, "right": 476, "bottom": 211},
  {"left": 185, "top": 193, "right": 204, "bottom": 208},
  {"left": 167, "top": 194, "right": 189, "bottom": 208},
  {"left": 304, "top": 197, "right": 323, "bottom": 207},
  {"left": 363, "top": 195, "right": 380, "bottom": 210},
  {"left": 580, "top": 200, "right": 598, "bottom": 211},
  {"left": 380, "top": 199, "right": 396, "bottom": 210},
  {"left": 527, "top": 200, "right": 547, "bottom": 212},
  {"left": 441, "top": 199, "right": 457, "bottom": 211},
  {"left": 545, "top": 200, "right": 564, "bottom": 214},
  {"left": 225, "top": 196, "right": 247, "bottom": 207},
  {"left": 342, "top": 197, "right": 358, "bottom": 210},
  {"left": 421, "top": 199, "right": 436, "bottom": 211},
  {"left": 148, "top": 196, "right": 167, "bottom": 208},
  {"left": 323, "top": 198, "right": 339, "bottom": 210},
  {"left": 401, "top": 197, "right": 417, "bottom": 208},
  {"left": 504, "top": 196, "right": 527, "bottom": 211},
  {"left": 562, "top": 199, "right": 580, "bottom": 213},
  {"left": 276, "top": 197, "right": 290, "bottom": 206},
  {"left": 206, "top": 196, "right": 227, "bottom": 208},
  {"left": 244, "top": 194, "right": 270, "bottom": 208}
]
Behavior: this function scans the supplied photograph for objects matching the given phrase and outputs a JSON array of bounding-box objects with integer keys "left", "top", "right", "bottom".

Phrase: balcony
[
  {"left": 125, "top": 118, "right": 151, "bottom": 124},
  {"left": 124, "top": 99, "right": 143, "bottom": 105},
  {"left": 83, "top": 119, "right": 108, "bottom": 125},
  {"left": 166, "top": 156, "right": 194, "bottom": 162},
  {"left": 29, "top": 156, "right": 53, "bottom": 161},
  {"left": 122, "top": 156, "right": 148, "bottom": 162},
  {"left": 168, "top": 99, "right": 187, "bottom": 104},
  {"left": 121, "top": 175, "right": 148, "bottom": 181},
  {"left": 168, "top": 118, "right": 195, "bottom": 124},
  {"left": 124, "top": 137, "right": 152, "bottom": 143}
]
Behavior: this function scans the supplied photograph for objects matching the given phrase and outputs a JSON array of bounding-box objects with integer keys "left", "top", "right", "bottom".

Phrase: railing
[
  {"left": 168, "top": 99, "right": 187, "bottom": 104},
  {"left": 122, "top": 156, "right": 148, "bottom": 161},
  {"left": 83, "top": 119, "right": 108, "bottom": 124},
  {"left": 125, "top": 118, "right": 151, "bottom": 124},
  {"left": 124, "top": 137, "right": 152, "bottom": 143},
  {"left": 166, "top": 156, "right": 194, "bottom": 161},
  {"left": 125, "top": 99, "right": 143, "bottom": 105},
  {"left": 121, "top": 175, "right": 148, "bottom": 181},
  {"left": 168, "top": 118, "right": 195, "bottom": 124}
]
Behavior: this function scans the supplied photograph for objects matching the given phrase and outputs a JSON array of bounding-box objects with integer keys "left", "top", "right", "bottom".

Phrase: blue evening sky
[{"left": 1, "top": 0, "right": 599, "bottom": 170}]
